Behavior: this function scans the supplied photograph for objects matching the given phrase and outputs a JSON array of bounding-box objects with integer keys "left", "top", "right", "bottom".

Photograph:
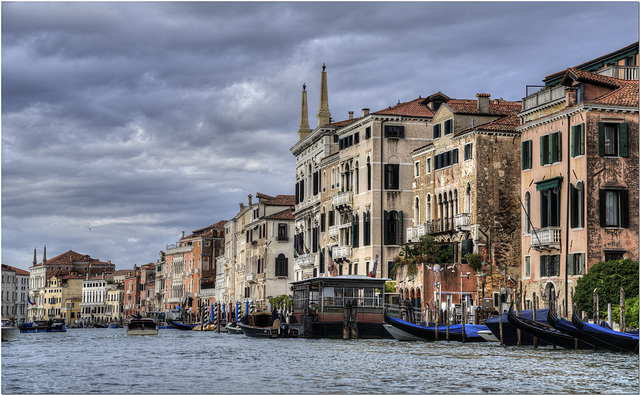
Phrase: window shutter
[
  {"left": 598, "top": 123, "right": 605, "bottom": 156},
  {"left": 396, "top": 211, "right": 403, "bottom": 245},
  {"left": 599, "top": 189, "right": 607, "bottom": 227},
  {"left": 579, "top": 124, "right": 585, "bottom": 156},
  {"left": 321, "top": 213, "right": 326, "bottom": 232},
  {"left": 570, "top": 184, "right": 578, "bottom": 228},
  {"left": 383, "top": 211, "right": 389, "bottom": 245},
  {"left": 550, "top": 133, "right": 557, "bottom": 163},
  {"left": 384, "top": 164, "right": 389, "bottom": 189},
  {"left": 619, "top": 123, "right": 628, "bottom": 157},
  {"left": 540, "top": 135, "right": 547, "bottom": 165},
  {"left": 571, "top": 125, "right": 577, "bottom": 157},
  {"left": 557, "top": 131, "right": 562, "bottom": 162},
  {"left": 567, "top": 254, "right": 574, "bottom": 276},
  {"left": 540, "top": 256, "right": 547, "bottom": 277},
  {"left": 528, "top": 140, "right": 533, "bottom": 169},
  {"left": 620, "top": 189, "right": 630, "bottom": 228},
  {"left": 354, "top": 214, "right": 359, "bottom": 248},
  {"left": 521, "top": 141, "right": 527, "bottom": 169},
  {"left": 399, "top": 126, "right": 405, "bottom": 138}
]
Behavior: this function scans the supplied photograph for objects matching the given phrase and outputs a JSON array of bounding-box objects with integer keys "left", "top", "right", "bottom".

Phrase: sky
[{"left": 2, "top": 1, "right": 638, "bottom": 271}]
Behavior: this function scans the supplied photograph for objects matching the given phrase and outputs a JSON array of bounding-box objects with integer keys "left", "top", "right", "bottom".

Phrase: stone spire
[
  {"left": 43, "top": 245, "right": 47, "bottom": 264},
  {"left": 316, "top": 63, "right": 331, "bottom": 127},
  {"left": 33, "top": 247, "right": 37, "bottom": 266},
  {"left": 297, "top": 83, "right": 312, "bottom": 141}
]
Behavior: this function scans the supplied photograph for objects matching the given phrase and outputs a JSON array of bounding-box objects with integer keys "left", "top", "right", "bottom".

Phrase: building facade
[
  {"left": 518, "top": 43, "right": 639, "bottom": 317},
  {"left": 1, "top": 264, "right": 30, "bottom": 323}
]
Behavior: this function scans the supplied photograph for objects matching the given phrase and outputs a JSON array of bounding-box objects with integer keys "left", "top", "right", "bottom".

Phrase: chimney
[
  {"left": 239, "top": 202, "right": 244, "bottom": 211},
  {"left": 476, "top": 93, "right": 490, "bottom": 113},
  {"left": 566, "top": 88, "right": 577, "bottom": 107},
  {"left": 348, "top": 111, "right": 354, "bottom": 120},
  {"left": 248, "top": 194, "right": 253, "bottom": 205},
  {"left": 181, "top": 231, "right": 185, "bottom": 238},
  {"left": 362, "top": 108, "right": 370, "bottom": 117}
]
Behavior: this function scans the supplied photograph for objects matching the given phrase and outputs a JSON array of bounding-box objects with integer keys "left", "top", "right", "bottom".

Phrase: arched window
[
  {"left": 414, "top": 196, "right": 420, "bottom": 225},
  {"left": 322, "top": 170, "right": 326, "bottom": 192},
  {"left": 331, "top": 168, "right": 335, "bottom": 190},
  {"left": 524, "top": 191, "right": 531, "bottom": 233},
  {"left": 426, "top": 194, "right": 432, "bottom": 222},
  {"left": 367, "top": 157, "right": 371, "bottom": 191},
  {"left": 438, "top": 193, "right": 443, "bottom": 221},
  {"left": 454, "top": 189, "right": 458, "bottom": 217},
  {"left": 344, "top": 163, "right": 350, "bottom": 191},
  {"left": 465, "top": 183, "right": 471, "bottom": 213},
  {"left": 275, "top": 254, "right": 288, "bottom": 277},
  {"left": 384, "top": 210, "right": 403, "bottom": 245}
]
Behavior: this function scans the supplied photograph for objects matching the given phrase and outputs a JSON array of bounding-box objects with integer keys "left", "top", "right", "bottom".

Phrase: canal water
[{"left": 2, "top": 329, "right": 638, "bottom": 394}]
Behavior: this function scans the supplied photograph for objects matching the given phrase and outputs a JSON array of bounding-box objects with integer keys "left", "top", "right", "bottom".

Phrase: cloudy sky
[{"left": 2, "top": 1, "right": 638, "bottom": 271}]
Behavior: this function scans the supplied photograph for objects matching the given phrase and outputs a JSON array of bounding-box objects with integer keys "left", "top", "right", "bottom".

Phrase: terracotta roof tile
[
  {"left": 266, "top": 208, "right": 295, "bottom": 220},
  {"left": 562, "top": 68, "right": 639, "bottom": 107},
  {"left": 1, "top": 264, "right": 30, "bottom": 276},
  {"left": 373, "top": 97, "right": 435, "bottom": 117},
  {"left": 39, "top": 250, "right": 111, "bottom": 267},
  {"left": 446, "top": 98, "right": 521, "bottom": 115}
]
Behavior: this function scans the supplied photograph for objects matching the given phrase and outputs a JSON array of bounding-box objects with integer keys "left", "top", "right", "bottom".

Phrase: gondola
[
  {"left": 485, "top": 309, "right": 551, "bottom": 346},
  {"left": 547, "top": 309, "right": 617, "bottom": 351},
  {"left": 507, "top": 305, "right": 595, "bottom": 350},
  {"left": 166, "top": 319, "right": 197, "bottom": 331},
  {"left": 571, "top": 310, "right": 638, "bottom": 354},
  {"left": 237, "top": 312, "right": 298, "bottom": 338},
  {"left": 383, "top": 310, "right": 486, "bottom": 342}
]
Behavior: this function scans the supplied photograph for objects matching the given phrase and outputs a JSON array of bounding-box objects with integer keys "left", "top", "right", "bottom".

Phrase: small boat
[
  {"left": 383, "top": 310, "right": 487, "bottom": 342},
  {"left": 2, "top": 318, "right": 19, "bottom": 341},
  {"left": 507, "top": 305, "right": 595, "bottom": 350},
  {"left": 477, "top": 330, "right": 499, "bottom": 342},
  {"left": 237, "top": 312, "right": 298, "bottom": 338},
  {"left": 382, "top": 323, "right": 424, "bottom": 341},
  {"left": 166, "top": 319, "right": 197, "bottom": 331},
  {"left": 485, "top": 309, "right": 551, "bottom": 346},
  {"left": 107, "top": 322, "right": 123, "bottom": 329},
  {"left": 225, "top": 321, "right": 244, "bottom": 334},
  {"left": 126, "top": 317, "right": 158, "bottom": 336},
  {"left": 571, "top": 310, "right": 638, "bottom": 353},
  {"left": 18, "top": 319, "right": 67, "bottom": 333}
]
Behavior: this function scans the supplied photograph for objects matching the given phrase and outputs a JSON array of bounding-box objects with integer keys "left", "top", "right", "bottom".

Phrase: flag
[
  {"left": 28, "top": 294, "right": 35, "bottom": 306},
  {"left": 368, "top": 254, "right": 379, "bottom": 278},
  {"left": 327, "top": 251, "right": 338, "bottom": 277}
]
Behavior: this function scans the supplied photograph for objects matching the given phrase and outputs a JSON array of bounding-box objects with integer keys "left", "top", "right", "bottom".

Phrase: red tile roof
[
  {"left": 1, "top": 264, "right": 29, "bottom": 276},
  {"left": 37, "top": 250, "right": 111, "bottom": 267},
  {"left": 445, "top": 98, "right": 521, "bottom": 115},
  {"left": 266, "top": 208, "right": 295, "bottom": 220},
  {"left": 256, "top": 193, "right": 295, "bottom": 206},
  {"left": 373, "top": 97, "right": 436, "bottom": 117},
  {"left": 562, "top": 68, "right": 639, "bottom": 107}
]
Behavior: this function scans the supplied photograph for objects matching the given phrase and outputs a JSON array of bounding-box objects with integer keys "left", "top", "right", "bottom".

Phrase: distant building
[
  {"left": 139, "top": 263, "right": 156, "bottom": 318},
  {"left": 47, "top": 274, "right": 83, "bottom": 325},
  {"left": 1, "top": 264, "right": 30, "bottom": 323},
  {"left": 123, "top": 268, "right": 141, "bottom": 318},
  {"left": 28, "top": 248, "right": 115, "bottom": 322},
  {"left": 518, "top": 43, "right": 639, "bottom": 317}
]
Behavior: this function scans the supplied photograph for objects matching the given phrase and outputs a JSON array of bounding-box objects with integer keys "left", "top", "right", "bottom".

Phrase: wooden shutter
[
  {"left": 570, "top": 184, "right": 578, "bottom": 228},
  {"left": 540, "top": 135, "right": 548, "bottom": 165},
  {"left": 571, "top": 125, "right": 577, "bottom": 157},
  {"left": 619, "top": 123, "right": 628, "bottom": 157},
  {"left": 522, "top": 141, "right": 528, "bottom": 169},
  {"left": 540, "top": 256, "right": 547, "bottom": 277},
  {"left": 399, "top": 126, "right": 405, "bottom": 138},
  {"left": 528, "top": 140, "right": 533, "bottom": 169},
  {"left": 598, "top": 123, "right": 605, "bottom": 156},
  {"left": 383, "top": 211, "right": 389, "bottom": 245},
  {"left": 599, "top": 189, "right": 607, "bottom": 227},
  {"left": 567, "top": 254, "right": 574, "bottom": 276},
  {"left": 396, "top": 211, "right": 403, "bottom": 245},
  {"left": 550, "top": 133, "right": 557, "bottom": 163},
  {"left": 556, "top": 131, "right": 562, "bottom": 162},
  {"left": 620, "top": 189, "right": 630, "bottom": 228},
  {"left": 579, "top": 124, "right": 585, "bottom": 156},
  {"left": 320, "top": 212, "right": 325, "bottom": 232}
]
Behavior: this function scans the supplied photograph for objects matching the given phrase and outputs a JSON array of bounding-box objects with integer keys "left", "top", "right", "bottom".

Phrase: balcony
[
  {"left": 297, "top": 253, "right": 317, "bottom": 269},
  {"left": 522, "top": 85, "right": 566, "bottom": 112},
  {"left": 333, "top": 190, "right": 353, "bottom": 211},
  {"left": 455, "top": 213, "right": 471, "bottom": 230},
  {"left": 530, "top": 227, "right": 561, "bottom": 251},
  {"left": 328, "top": 226, "right": 339, "bottom": 239},
  {"left": 246, "top": 273, "right": 257, "bottom": 283},
  {"left": 406, "top": 223, "right": 430, "bottom": 243},
  {"left": 165, "top": 244, "right": 194, "bottom": 255},
  {"left": 596, "top": 65, "right": 638, "bottom": 80},
  {"left": 332, "top": 245, "right": 351, "bottom": 261}
]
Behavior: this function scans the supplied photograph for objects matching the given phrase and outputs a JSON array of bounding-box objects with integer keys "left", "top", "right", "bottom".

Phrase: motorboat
[
  {"left": 2, "top": 318, "right": 19, "bottom": 341},
  {"left": 18, "top": 319, "right": 67, "bottom": 333},
  {"left": 126, "top": 317, "right": 158, "bottom": 336},
  {"left": 237, "top": 312, "right": 298, "bottom": 338},
  {"left": 225, "top": 321, "right": 244, "bottom": 334}
]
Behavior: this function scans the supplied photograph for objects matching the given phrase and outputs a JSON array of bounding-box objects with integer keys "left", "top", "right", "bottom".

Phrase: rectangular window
[
  {"left": 567, "top": 253, "right": 585, "bottom": 276},
  {"left": 600, "top": 189, "right": 629, "bottom": 228},
  {"left": 365, "top": 127, "right": 371, "bottom": 139},
  {"left": 464, "top": 143, "right": 473, "bottom": 161},
  {"left": 540, "top": 132, "right": 561, "bottom": 165},
  {"left": 604, "top": 251, "right": 624, "bottom": 262},
  {"left": 384, "top": 125, "right": 404, "bottom": 138},
  {"left": 384, "top": 164, "right": 400, "bottom": 190},
  {"left": 414, "top": 161, "right": 420, "bottom": 178},
  {"left": 540, "top": 255, "right": 560, "bottom": 277},
  {"left": 570, "top": 183, "right": 584, "bottom": 228},
  {"left": 354, "top": 132, "right": 359, "bottom": 144},
  {"left": 524, "top": 256, "right": 531, "bottom": 278},
  {"left": 599, "top": 122, "right": 628, "bottom": 157},
  {"left": 540, "top": 187, "right": 560, "bottom": 227},
  {"left": 521, "top": 139, "right": 532, "bottom": 170},
  {"left": 434, "top": 124, "right": 441, "bottom": 139},
  {"left": 571, "top": 123, "right": 585, "bottom": 157},
  {"left": 278, "top": 224, "right": 288, "bottom": 241},
  {"left": 426, "top": 158, "right": 431, "bottom": 174},
  {"left": 444, "top": 119, "right": 453, "bottom": 135}
]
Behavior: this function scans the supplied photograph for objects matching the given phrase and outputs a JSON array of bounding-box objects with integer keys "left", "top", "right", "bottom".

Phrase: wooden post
[
  {"left": 445, "top": 302, "right": 450, "bottom": 341},
  {"left": 593, "top": 288, "right": 599, "bottom": 325},
  {"left": 608, "top": 303, "right": 613, "bottom": 328},
  {"left": 532, "top": 294, "right": 538, "bottom": 349},
  {"left": 343, "top": 299, "right": 351, "bottom": 340},
  {"left": 434, "top": 307, "right": 439, "bottom": 341},
  {"left": 461, "top": 300, "right": 466, "bottom": 344},
  {"left": 516, "top": 293, "right": 521, "bottom": 347},
  {"left": 620, "top": 287, "right": 625, "bottom": 333},
  {"left": 217, "top": 302, "right": 221, "bottom": 333},
  {"left": 350, "top": 299, "right": 358, "bottom": 339},
  {"left": 499, "top": 286, "right": 505, "bottom": 347}
]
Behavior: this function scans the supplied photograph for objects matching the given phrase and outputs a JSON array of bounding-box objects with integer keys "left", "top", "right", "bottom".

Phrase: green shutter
[
  {"left": 567, "top": 254, "right": 574, "bottom": 276},
  {"left": 599, "top": 189, "right": 607, "bottom": 227},
  {"left": 580, "top": 124, "right": 585, "bottom": 156},
  {"left": 522, "top": 141, "right": 527, "bottom": 169},
  {"left": 619, "top": 123, "right": 628, "bottom": 157},
  {"left": 620, "top": 189, "right": 630, "bottom": 228},
  {"left": 540, "top": 256, "right": 547, "bottom": 277},
  {"left": 550, "top": 133, "right": 558, "bottom": 163},
  {"left": 383, "top": 211, "right": 389, "bottom": 245},
  {"left": 598, "top": 122, "right": 605, "bottom": 156},
  {"left": 570, "top": 183, "right": 577, "bottom": 228},
  {"left": 557, "top": 131, "right": 562, "bottom": 162},
  {"left": 571, "top": 125, "right": 576, "bottom": 157},
  {"left": 540, "top": 135, "right": 547, "bottom": 165},
  {"left": 528, "top": 140, "right": 532, "bottom": 169},
  {"left": 397, "top": 211, "right": 403, "bottom": 245}
]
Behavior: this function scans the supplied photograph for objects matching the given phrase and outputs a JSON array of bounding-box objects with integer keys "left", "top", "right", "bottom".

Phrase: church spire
[
  {"left": 33, "top": 247, "right": 37, "bottom": 266},
  {"left": 43, "top": 245, "right": 47, "bottom": 264},
  {"left": 316, "top": 63, "right": 331, "bottom": 127},
  {"left": 297, "top": 83, "right": 312, "bottom": 141}
]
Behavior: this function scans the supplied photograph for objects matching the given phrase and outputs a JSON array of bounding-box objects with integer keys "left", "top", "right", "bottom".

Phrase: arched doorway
[{"left": 544, "top": 282, "right": 556, "bottom": 309}]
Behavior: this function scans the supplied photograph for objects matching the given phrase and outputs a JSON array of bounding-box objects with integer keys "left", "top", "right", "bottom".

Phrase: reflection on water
[{"left": 2, "top": 329, "right": 638, "bottom": 393}]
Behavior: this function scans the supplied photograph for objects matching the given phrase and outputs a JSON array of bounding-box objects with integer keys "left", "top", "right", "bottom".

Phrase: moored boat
[
  {"left": 225, "top": 321, "right": 244, "bottom": 334},
  {"left": 571, "top": 310, "right": 638, "bottom": 353},
  {"left": 383, "top": 310, "right": 487, "bottom": 342},
  {"left": 18, "top": 319, "right": 67, "bottom": 333},
  {"left": 382, "top": 323, "right": 425, "bottom": 341},
  {"left": 507, "top": 305, "right": 595, "bottom": 350},
  {"left": 2, "top": 318, "right": 19, "bottom": 341},
  {"left": 485, "top": 309, "right": 551, "bottom": 346},
  {"left": 166, "top": 319, "right": 197, "bottom": 330},
  {"left": 237, "top": 312, "right": 298, "bottom": 338},
  {"left": 126, "top": 317, "right": 158, "bottom": 336},
  {"left": 477, "top": 330, "right": 499, "bottom": 342}
]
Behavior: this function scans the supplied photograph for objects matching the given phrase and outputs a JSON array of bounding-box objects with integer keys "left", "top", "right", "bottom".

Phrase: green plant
[
  {"left": 391, "top": 235, "right": 451, "bottom": 279},
  {"left": 464, "top": 253, "right": 483, "bottom": 272},
  {"left": 602, "top": 297, "right": 639, "bottom": 329},
  {"left": 268, "top": 294, "right": 293, "bottom": 310}
]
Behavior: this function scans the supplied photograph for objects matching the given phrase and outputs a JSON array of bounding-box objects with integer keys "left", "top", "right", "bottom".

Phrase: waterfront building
[
  {"left": 123, "top": 267, "right": 141, "bottom": 318},
  {"left": 47, "top": 274, "right": 82, "bottom": 324},
  {"left": 405, "top": 93, "right": 522, "bottom": 314},
  {"left": 164, "top": 221, "right": 226, "bottom": 319},
  {"left": 1, "top": 264, "right": 30, "bottom": 323},
  {"left": 139, "top": 263, "right": 156, "bottom": 318},
  {"left": 517, "top": 43, "right": 639, "bottom": 317},
  {"left": 28, "top": 248, "right": 115, "bottom": 322},
  {"left": 153, "top": 251, "right": 166, "bottom": 319},
  {"left": 81, "top": 273, "right": 114, "bottom": 325},
  {"left": 291, "top": 65, "right": 435, "bottom": 282},
  {"left": 222, "top": 193, "right": 295, "bottom": 311},
  {"left": 105, "top": 283, "right": 125, "bottom": 324}
]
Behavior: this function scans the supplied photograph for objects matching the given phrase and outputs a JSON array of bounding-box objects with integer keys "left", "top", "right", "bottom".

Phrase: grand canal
[{"left": 2, "top": 328, "right": 638, "bottom": 394}]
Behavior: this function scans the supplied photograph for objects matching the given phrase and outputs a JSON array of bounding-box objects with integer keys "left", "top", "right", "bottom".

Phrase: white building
[{"left": 1, "top": 264, "right": 30, "bottom": 323}]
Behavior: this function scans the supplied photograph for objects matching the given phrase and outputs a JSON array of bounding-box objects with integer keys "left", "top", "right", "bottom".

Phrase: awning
[{"left": 535, "top": 176, "right": 563, "bottom": 191}]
